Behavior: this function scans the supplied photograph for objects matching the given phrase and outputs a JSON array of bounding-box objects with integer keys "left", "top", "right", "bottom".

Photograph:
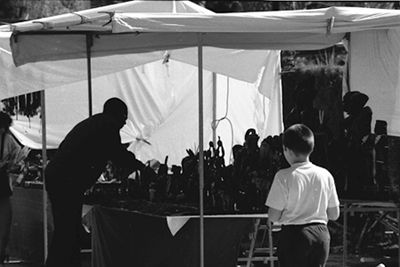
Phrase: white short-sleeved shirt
[{"left": 265, "top": 161, "right": 340, "bottom": 225}]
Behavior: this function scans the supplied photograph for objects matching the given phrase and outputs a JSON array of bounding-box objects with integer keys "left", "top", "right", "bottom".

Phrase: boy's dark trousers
[{"left": 277, "top": 223, "right": 330, "bottom": 267}]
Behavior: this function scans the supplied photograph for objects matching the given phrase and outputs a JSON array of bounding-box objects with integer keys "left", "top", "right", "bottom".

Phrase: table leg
[
  {"left": 343, "top": 204, "right": 348, "bottom": 267},
  {"left": 246, "top": 219, "right": 260, "bottom": 267},
  {"left": 268, "top": 220, "right": 274, "bottom": 267},
  {"left": 397, "top": 209, "right": 400, "bottom": 267}
]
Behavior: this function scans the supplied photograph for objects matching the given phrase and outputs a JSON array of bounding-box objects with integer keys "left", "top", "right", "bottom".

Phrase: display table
[
  {"left": 87, "top": 205, "right": 257, "bottom": 267},
  {"left": 341, "top": 200, "right": 400, "bottom": 267},
  {"left": 8, "top": 186, "right": 91, "bottom": 264}
]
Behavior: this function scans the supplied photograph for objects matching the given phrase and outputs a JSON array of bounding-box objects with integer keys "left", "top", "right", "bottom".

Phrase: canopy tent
[
  {"left": 2, "top": 5, "right": 400, "bottom": 136},
  {"left": 89, "top": 4, "right": 400, "bottom": 138},
  {"left": 7, "top": 6, "right": 400, "bottom": 67},
  {"left": 0, "top": 0, "right": 282, "bottom": 166},
  {"left": 0, "top": 0, "right": 275, "bottom": 98}
]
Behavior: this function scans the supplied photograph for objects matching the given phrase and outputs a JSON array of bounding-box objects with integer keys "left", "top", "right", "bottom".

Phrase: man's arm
[
  {"left": 107, "top": 128, "right": 145, "bottom": 172},
  {"left": 268, "top": 207, "right": 283, "bottom": 223},
  {"left": 115, "top": 149, "right": 145, "bottom": 173},
  {"left": 327, "top": 206, "right": 340, "bottom": 221}
]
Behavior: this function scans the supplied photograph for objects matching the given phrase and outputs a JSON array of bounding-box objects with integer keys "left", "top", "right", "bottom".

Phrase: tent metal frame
[
  {"left": 197, "top": 33, "right": 205, "bottom": 267},
  {"left": 40, "top": 90, "right": 48, "bottom": 259},
  {"left": 86, "top": 34, "right": 93, "bottom": 117}
]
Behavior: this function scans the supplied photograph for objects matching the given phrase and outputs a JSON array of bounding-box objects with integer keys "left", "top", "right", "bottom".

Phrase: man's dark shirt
[{"left": 45, "top": 113, "right": 143, "bottom": 192}]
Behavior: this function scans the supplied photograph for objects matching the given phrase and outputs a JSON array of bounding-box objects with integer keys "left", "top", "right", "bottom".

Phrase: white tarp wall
[
  {"left": 350, "top": 28, "right": 400, "bottom": 136},
  {"left": 10, "top": 55, "right": 282, "bottom": 165},
  {"left": 0, "top": 31, "right": 273, "bottom": 99}
]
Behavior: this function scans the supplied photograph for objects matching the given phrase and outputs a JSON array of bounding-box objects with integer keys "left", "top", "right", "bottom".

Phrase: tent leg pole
[
  {"left": 86, "top": 34, "right": 93, "bottom": 117},
  {"left": 198, "top": 33, "right": 205, "bottom": 267},
  {"left": 343, "top": 204, "right": 348, "bottom": 267},
  {"left": 40, "top": 90, "right": 48, "bottom": 263},
  {"left": 397, "top": 209, "right": 400, "bottom": 266},
  {"left": 212, "top": 73, "right": 217, "bottom": 144}
]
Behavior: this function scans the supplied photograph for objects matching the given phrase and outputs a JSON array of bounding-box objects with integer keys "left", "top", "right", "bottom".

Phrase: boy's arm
[
  {"left": 268, "top": 207, "right": 283, "bottom": 222},
  {"left": 327, "top": 206, "right": 340, "bottom": 221},
  {"left": 265, "top": 172, "right": 287, "bottom": 223}
]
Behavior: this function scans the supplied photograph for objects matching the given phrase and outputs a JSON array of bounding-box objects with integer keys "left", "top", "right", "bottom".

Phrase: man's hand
[{"left": 0, "top": 160, "right": 8, "bottom": 169}]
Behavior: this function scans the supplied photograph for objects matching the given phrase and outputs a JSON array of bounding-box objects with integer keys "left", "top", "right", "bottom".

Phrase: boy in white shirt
[{"left": 266, "top": 124, "right": 340, "bottom": 267}]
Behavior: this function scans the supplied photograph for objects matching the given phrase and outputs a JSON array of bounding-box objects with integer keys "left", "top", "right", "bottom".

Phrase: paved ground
[
  {"left": 3, "top": 254, "right": 91, "bottom": 267},
  {"left": 3, "top": 252, "right": 398, "bottom": 267},
  {"left": 326, "top": 254, "right": 397, "bottom": 267}
]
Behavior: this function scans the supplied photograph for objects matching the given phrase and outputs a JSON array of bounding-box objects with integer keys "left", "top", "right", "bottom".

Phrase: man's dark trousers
[{"left": 45, "top": 181, "right": 83, "bottom": 267}]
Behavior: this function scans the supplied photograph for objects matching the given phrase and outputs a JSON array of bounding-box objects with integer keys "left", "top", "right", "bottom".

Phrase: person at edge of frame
[{"left": 0, "top": 112, "right": 22, "bottom": 267}]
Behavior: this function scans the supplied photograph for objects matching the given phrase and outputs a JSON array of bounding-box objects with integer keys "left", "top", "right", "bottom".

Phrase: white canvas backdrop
[
  {"left": 350, "top": 28, "right": 400, "bottom": 136},
  {"left": 10, "top": 56, "right": 282, "bottom": 165}
]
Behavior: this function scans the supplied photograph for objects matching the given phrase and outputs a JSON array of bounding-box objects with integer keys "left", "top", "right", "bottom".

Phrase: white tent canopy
[
  {"left": 112, "top": 7, "right": 400, "bottom": 33},
  {"left": 6, "top": 6, "right": 400, "bottom": 67},
  {"left": 0, "top": 0, "right": 273, "bottom": 99}
]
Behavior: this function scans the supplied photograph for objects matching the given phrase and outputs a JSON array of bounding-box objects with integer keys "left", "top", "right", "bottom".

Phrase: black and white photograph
[{"left": 1, "top": 1, "right": 400, "bottom": 266}]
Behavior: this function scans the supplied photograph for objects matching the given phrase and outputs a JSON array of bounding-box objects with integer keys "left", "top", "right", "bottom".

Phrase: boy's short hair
[{"left": 282, "top": 124, "right": 314, "bottom": 155}]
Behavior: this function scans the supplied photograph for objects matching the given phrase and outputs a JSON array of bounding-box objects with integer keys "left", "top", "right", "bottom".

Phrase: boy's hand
[{"left": 327, "top": 206, "right": 340, "bottom": 221}]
